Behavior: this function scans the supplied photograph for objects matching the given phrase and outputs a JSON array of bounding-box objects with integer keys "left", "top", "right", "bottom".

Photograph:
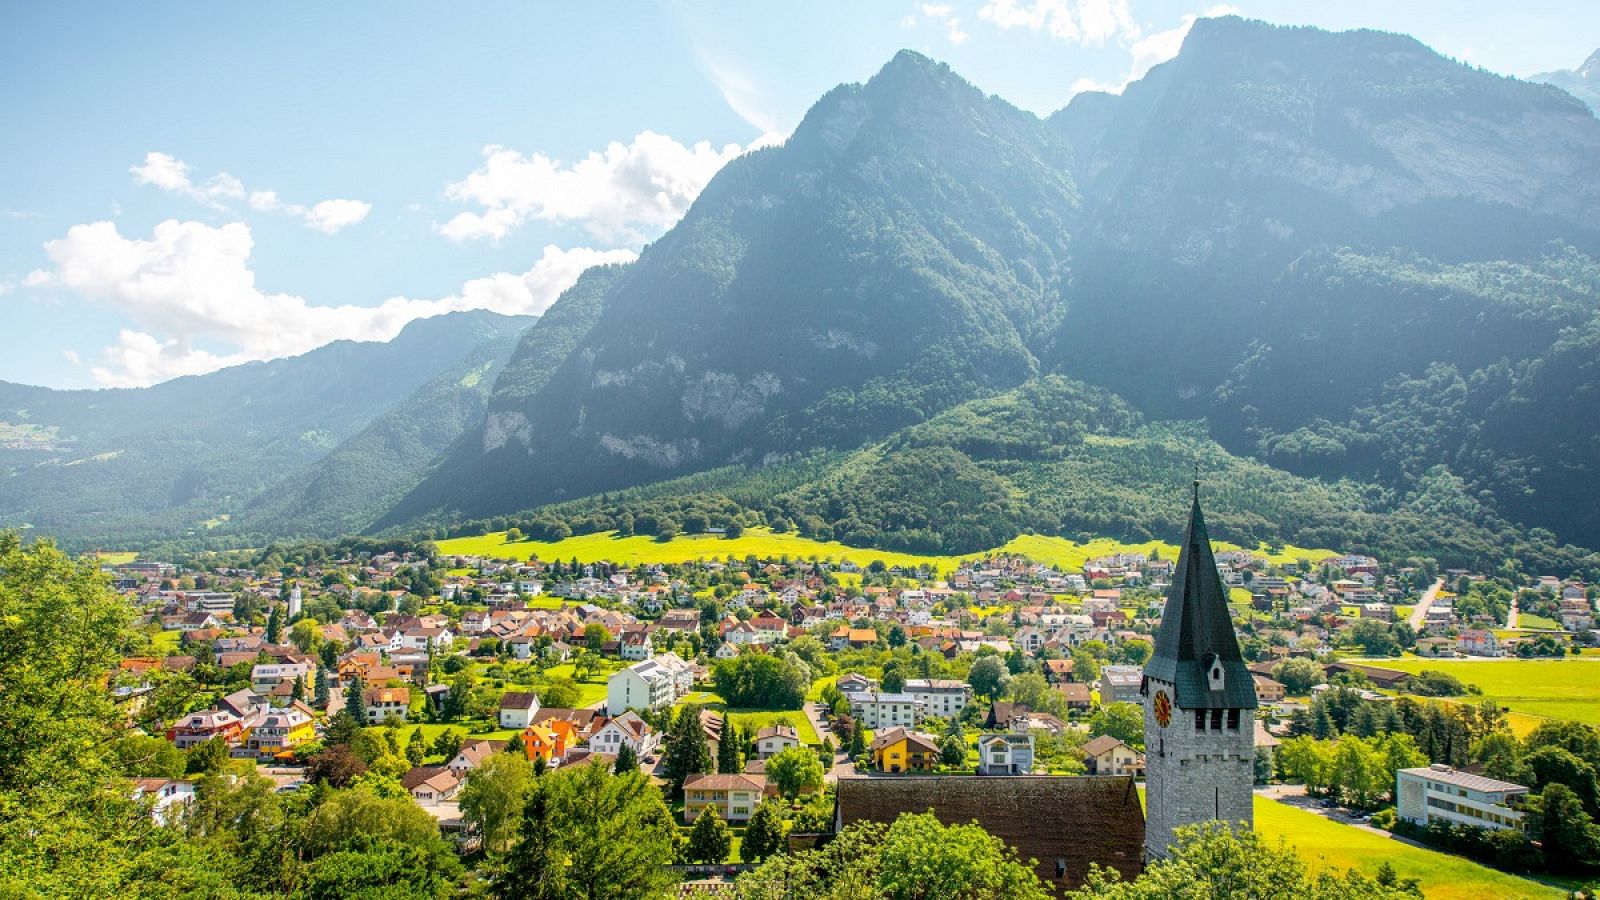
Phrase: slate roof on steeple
[{"left": 1144, "top": 484, "right": 1258, "bottom": 710}]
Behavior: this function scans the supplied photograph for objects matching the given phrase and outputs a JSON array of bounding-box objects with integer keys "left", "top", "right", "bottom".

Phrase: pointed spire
[{"left": 1144, "top": 482, "right": 1257, "bottom": 709}]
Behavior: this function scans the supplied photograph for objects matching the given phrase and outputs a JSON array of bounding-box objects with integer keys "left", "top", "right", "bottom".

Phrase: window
[
  {"left": 1226, "top": 710, "right": 1240, "bottom": 730},
  {"left": 1211, "top": 709, "right": 1224, "bottom": 730},
  {"left": 1194, "top": 710, "right": 1206, "bottom": 731}
]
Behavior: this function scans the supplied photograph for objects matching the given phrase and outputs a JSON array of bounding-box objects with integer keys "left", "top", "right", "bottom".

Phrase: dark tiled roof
[
  {"left": 1145, "top": 490, "right": 1258, "bottom": 710},
  {"left": 835, "top": 775, "right": 1144, "bottom": 893}
]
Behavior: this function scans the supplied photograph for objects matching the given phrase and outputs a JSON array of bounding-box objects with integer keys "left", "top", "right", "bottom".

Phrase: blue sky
[{"left": 3, "top": 1, "right": 1596, "bottom": 389}]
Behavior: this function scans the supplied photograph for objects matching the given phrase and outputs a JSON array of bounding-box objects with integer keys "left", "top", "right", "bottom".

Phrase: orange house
[{"left": 523, "top": 719, "right": 577, "bottom": 764}]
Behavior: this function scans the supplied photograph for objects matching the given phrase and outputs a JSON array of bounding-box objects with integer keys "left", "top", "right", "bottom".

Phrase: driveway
[{"left": 1407, "top": 578, "right": 1445, "bottom": 630}]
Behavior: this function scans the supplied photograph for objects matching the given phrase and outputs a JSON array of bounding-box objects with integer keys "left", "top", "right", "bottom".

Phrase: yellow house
[
  {"left": 247, "top": 702, "right": 316, "bottom": 758},
  {"left": 869, "top": 728, "right": 940, "bottom": 773}
]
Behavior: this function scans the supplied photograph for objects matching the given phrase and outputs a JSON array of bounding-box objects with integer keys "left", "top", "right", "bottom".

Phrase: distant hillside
[
  {"left": 1533, "top": 49, "right": 1600, "bottom": 114},
  {"left": 0, "top": 311, "right": 531, "bottom": 547}
]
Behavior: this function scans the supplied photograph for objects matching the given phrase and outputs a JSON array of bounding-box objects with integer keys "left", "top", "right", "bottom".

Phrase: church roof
[
  {"left": 835, "top": 775, "right": 1144, "bottom": 893},
  {"left": 1144, "top": 486, "right": 1258, "bottom": 710}
]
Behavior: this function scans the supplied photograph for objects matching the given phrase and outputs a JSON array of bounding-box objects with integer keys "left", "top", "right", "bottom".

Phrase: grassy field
[
  {"left": 724, "top": 709, "right": 821, "bottom": 746},
  {"left": 1253, "top": 796, "right": 1562, "bottom": 898},
  {"left": 435, "top": 528, "right": 1339, "bottom": 576},
  {"left": 90, "top": 551, "right": 139, "bottom": 565},
  {"left": 149, "top": 630, "right": 182, "bottom": 655},
  {"left": 469, "top": 659, "right": 618, "bottom": 709},
  {"left": 806, "top": 675, "right": 838, "bottom": 702},
  {"left": 1361, "top": 656, "right": 1600, "bottom": 727},
  {"left": 1517, "top": 612, "right": 1562, "bottom": 631}
]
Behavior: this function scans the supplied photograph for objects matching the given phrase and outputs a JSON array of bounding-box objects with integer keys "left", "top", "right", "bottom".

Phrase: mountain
[
  {"left": 1533, "top": 49, "right": 1600, "bottom": 114},
  {"left": 392, "top": 17, "right": 1600, "bottom": 562},
  {"left": 0, "top": 310, "right": 531, "bottom": 547}
]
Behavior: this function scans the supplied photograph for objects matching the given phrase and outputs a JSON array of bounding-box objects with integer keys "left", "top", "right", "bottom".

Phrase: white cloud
[
  {"left": 130, "top": 151, "right": 371, "bottom": 234},
  {"left": 304, "top": 199, "right": 373, "bottom": 234},
  {"left": 977, "top": 0, "right": 1136, "bottom": 45},
  {"left": 697, "top": 54, "right": 791, "bottom": 147},
  {"left": 920, "top": 3, "right": 954, "bottom": 16},
  {"left": 35, "top": 218, "right": 633, "bottom": 386},
  {"left": 1063, "top": 4, "right": 1240, "bottom": 98},
  {"left": 913, "top": 3, "right": 971, "bottom": 45},
  {"left": 439, "top": 131, "right": 751, "bottom": 245}
]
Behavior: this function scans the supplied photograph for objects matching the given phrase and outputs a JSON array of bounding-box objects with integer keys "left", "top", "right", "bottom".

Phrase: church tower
[{"left": 1142, "top": 482, "right": 1257, "bottom": 859}]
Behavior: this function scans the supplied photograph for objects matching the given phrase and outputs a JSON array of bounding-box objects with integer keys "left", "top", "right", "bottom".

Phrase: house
[
  {"left": 753, "top": 723, "right": 800, "bottom": 759},
  {"left": 402, "top": 765, "right": 462, "bottom": 804},
  {"left": 1252, "top": 675, "right": 1285, "bottom": 704},
  {"left": 1458, "top": 630, "right": 1502, "bottom": 657},
  {"left": 1415, "top": 637, "right": 1457, "bottom": 658},
  {"left": 977, "top": 733, "right": 1035, "bottom": 775},
  {"left": 904, "top": 679, "right": 972, "bottom": 719},
  {"left": 167, "top": 709, "right": 244, "bottom": 749},
  {"left": 606, "top": 653, "right": 694, "bottom": 715},
  {"left": 713, "top": 641, "right": 741, "bottom": 660},
  {"left": 1054, "top": 682, "right": 1093, "bottom": 713},
  {"left": 1081, "top": 736, "right": 1144, "bottom": 777},
  {"left": 870, "top": 728, "right": 940, "bottom": 773},
  {"left": 363, "top": 687, "right": 410, "bottom": 724},
  {"left": 498, "top": 691, "right": 543, "bottom": 730},
  {"left": 835, "top": 673, "right": 876, "bottom": 695},
  {"left": 247, "top": 704, "right": 315, "bottom": 758},
  {"left": 523, "top": 721, "right": 576, "bottom": 765},
  {"left": 1098, "top": 666, "right": 1143, "bottom": 704},
  {"left": 446, "top": 739, "right": 507, "bottom": 778},
  {"left": 1396, "top": 764, "right": 1527, "bottom": 832},
  {"left": 250, "top": 661, "right": 315, "bottom": 694},
  {"left": 131, "top": 777, "right": 197, "bottom": 825},
  {"left": 588, "top": 711, "right": 659, "bottom": 758},
  {"left": 848, "top": 692, "right": 925, "bottom": 730},
  {"left": 620, "top": 631, "right": 654, "bottom": 661},
  {"left": 834, "top": 776, "right": 1144, "bottom": 893},
  {"left": 683, "top": 773, "right": 767, "bottom": 824}
]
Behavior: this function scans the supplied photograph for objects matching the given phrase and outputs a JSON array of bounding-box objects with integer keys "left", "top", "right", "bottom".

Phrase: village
[{"left": 103, "top": 528, "right": 1600, "bottom": 890}]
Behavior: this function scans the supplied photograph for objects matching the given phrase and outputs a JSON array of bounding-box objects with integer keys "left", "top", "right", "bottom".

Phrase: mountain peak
[{"left": 1582, "top": 48, "right": 1600, "bottom": 80}]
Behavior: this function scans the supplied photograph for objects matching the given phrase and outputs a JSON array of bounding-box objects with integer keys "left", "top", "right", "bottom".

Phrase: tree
[
  {"left": 343, "top": 674, "right": 368, "bottom": 724},
  {"left": 313, "top": 667, "right": 330, "bottom": 706},
  {"left": 406, "top": 727, "right": 426, "bottom": 767},
  {"left": 289, "top": 618, "right": 322, "bottom": 653},
  {"left": 686, "top": 804, "right": 733, "bottom": 863},
  {"left": 613, "top": 743, "right": 639, "bottom": 775},
  {"left": 1089, "top": 702, "right": 1144, "bottom": 749},
  {"left": 1008, "top": 672, "right": 1065, "bottom": 717},
  {"left": 306, "top": 744, "right": 368, "bottom": 788},
  {"left": 495, "top": 763, "right": 677, "bottom": 900},
  {"left": 968, "top": 656, "right": 1007, "bottom": 699},
  {"left": 734, "top": 814, "right": 1052, "bottom": 900},
  {"left": 767, "top": 745, "right": 824, "bottom": 801},
  {"left": 506, "top": 732, "right": 527, "bottom": 758},
  {"left": 940, "top": 733, "right": 967, "bottom": 767},
  {"left": 431, "top": 728, "right": 464, "bottom": 761},
  {"left": 711, "top": 653, "right": 811, "bottom": 710},
  {"left": 1067, "top": 822, "right": 1421, "bottom": 899},
  {"left": 847, "top": 720, "right": 868, "bottom": 759},
  {"left": 1273, "top": 657, "right": 1324, "bottom": 695},
  {"left": 459, "top": 752, "right": 534, "bottom": 854},
  {"left": 266, "top": 605, "right": 282, "bottom": 644},
  {"left": 110, "top": 734, "right": 185, "bottom": 779},
  {"left": 539, "top": 676, "right": 582, "bottom": 709},
  {"left": 185, "top": 736, "right": 232, "bottom": 775},
  {"left": 1070, "top": 648, "right": 1101, "bottom": 683},
  {"left": 743, "top": 799, "right": 787, "bottom": 863},
  {"left": 1526, "top": 783, "right": 1600, "bottom": 874},
  {"left": 717, "top": 722, "right": 744, "bottom": 774},
  {"left": 660, "top": 706, "right": 713, "bottom": 797}
]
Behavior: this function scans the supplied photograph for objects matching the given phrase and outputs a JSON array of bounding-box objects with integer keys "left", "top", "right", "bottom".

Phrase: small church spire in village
[{"left": 1141, "top": 479, "right": 1257, "bottom": 859}]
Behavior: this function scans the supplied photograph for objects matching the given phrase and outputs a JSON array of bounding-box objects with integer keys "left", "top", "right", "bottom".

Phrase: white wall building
[
  {"left": 847, "top": 692, "right": 925, "bottom": 730},
  {"left": 904, "top": 678, "right": 972, "bottom": 719},
  {"left": 1396, "top": 764, "right": 1528, "bottom": 832},
  {"left": 606, "top": 654, "right": 693, "bottom": 715}
]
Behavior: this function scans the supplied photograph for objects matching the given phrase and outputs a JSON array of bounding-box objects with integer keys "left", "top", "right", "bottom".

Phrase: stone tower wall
[{"left": 1142, "top": 676, "right": 1256, "bottom": 858}]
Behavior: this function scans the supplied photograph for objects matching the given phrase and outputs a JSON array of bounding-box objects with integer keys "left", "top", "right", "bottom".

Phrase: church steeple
[{"left": 1145, "top": 483, "right": 1257, "bottom": 710}]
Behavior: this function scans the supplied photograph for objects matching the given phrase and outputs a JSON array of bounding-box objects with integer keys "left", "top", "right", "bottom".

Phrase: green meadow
[
  {"left": 1360, "top": 656, "right": 1600, "bottom": 728},
  {"left": 434, "top": 527, "right": 1338, "bottom": 577}
]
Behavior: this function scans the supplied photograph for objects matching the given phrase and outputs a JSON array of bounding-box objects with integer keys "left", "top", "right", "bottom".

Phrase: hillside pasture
[
  {"left": 1365, "top": 656, "right": 1600, "bottom": 727},
  {"left": 434, "top": 528, "right": 1338, "bottom": 577}
]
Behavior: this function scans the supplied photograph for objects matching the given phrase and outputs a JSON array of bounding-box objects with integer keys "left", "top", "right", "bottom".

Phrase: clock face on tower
[{"left": 1153, "top": 689, "right": 1172, "bottom": 728}]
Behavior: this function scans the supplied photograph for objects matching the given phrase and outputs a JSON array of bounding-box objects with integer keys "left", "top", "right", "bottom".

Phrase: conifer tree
[
  {"left": 686, "top": 805, "right": 732, "bottom": 864},
  {"left": 661, "top": 705, "right": 713, "bottom": 797},
  {"left": 743, "top": 799, "right": 787, "bottom": 863},
  {"left": 406, "top": 726, "right": 426, "bottom": 766},
  {"left": 614, "top": 742, "right": 639, "bottom": 774},
  {"left": 717, "top": 722, "right": 743, "bottom": 773}
]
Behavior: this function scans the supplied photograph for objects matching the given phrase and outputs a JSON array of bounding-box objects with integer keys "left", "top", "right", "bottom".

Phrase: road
[
  {"left": 804, "top": 699, "right": 852, "bottom": 781},
  {"left": 1506, "top": 593, "right": 1520, "bottom": 630},
  {"left": 1406, "top": 578, "right": 1445, "bottom": 630}
]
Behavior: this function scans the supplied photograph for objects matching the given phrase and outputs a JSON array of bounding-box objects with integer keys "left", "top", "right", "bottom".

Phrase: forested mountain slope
[{"left": 0, "top": 311, "right": 530, "bottom": 546}]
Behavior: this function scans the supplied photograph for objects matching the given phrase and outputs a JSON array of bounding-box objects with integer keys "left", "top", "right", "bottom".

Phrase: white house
[
  {"left": 606, "top": 653, "right": 694, "bottom": 716},
  {"left": 588, "top": 711, "right": 659, "bottom": 757},
  {"left": 363, "top": 686, "right": 411, "bottom": 724},
  {"left": 847, "top": 692, "right": 924, "bottom": 730},
  {"left": 976, "top": 733, "right": 1035, "bottom": 775},
  {"left": 498, "top": 691, "right": 543, "bottom": 730},
  {"left": 131, "top": 778, "right": 196, "bottom": 825},
  {"left": 1397, "top": 764, "right": 1527, "bottom": 832},
  {"left": 904, "top": 678, "right": 972, "bottom": 719},
  {"left": 753, "top": 723, "right": 801, "bottom": 759}
]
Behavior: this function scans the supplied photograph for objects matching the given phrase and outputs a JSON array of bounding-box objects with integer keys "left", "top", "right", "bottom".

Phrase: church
[{"left": 1141, "top": 482, "right": 1259, "bottom": 857}]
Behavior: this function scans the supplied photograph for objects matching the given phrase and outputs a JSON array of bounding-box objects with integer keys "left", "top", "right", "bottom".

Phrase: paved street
[{"left": 1406, "top": 578, "right": 1446, "bottom": 629}]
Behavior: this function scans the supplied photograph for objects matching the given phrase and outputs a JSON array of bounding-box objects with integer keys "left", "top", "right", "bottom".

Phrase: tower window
[
  {"left": 1194, "top": 709, "right": 1205, "bottom": 731},
  {"left": 1227, "top": 709, "right": 1240, "bottom": 730},
  {"left": 1211, "top": 709, "right": 1223, "bottom": 730}
]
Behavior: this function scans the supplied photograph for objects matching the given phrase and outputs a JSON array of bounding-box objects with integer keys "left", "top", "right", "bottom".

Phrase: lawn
[
  {"left": 149, "top": 630, "right": 182, "bottom": 655},
  {"left": 1253, "top": 796, "right": 1562, "bottom": 899},
  {"left": 1359, "top": 656, "right": 1600, "bottom": 727},
  {"left": 434, "top": 528, "right": 1340, "bottom": 578},
  {"left": 806, "top": 675, "right": 838, "bottom": 702},
  {"left": 724, "top": 709, "right": 821, "bottom": 747},
  {"left": 91, "top": 550, "right": 139, "bottom": 565},
  {"left": 1517, "top": 612, "right": 1562, "bottom": 631},
  {"left": 469, "top": 659, "right": 618, "bottom": 709}
]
